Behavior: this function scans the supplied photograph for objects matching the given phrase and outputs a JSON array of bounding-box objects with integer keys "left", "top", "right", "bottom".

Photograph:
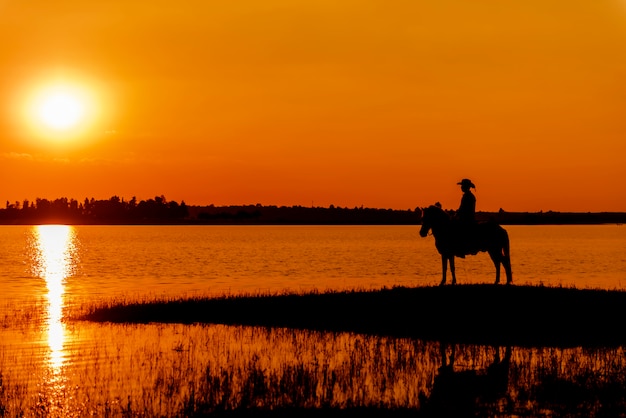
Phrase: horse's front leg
[
  {"left": 440, "top": 255, "right": 447, "bottom": 286},
  {"left": 494, "top": 262, "right": 501, "bottom": 285},
  {"left": 449, "top": 256, "right": 456, "bottom": 285}
]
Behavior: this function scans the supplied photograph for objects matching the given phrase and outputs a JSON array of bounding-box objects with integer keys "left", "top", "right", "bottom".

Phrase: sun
[
  {"left": 32, "top": 85, "right": 89, "bottom": 132},
  {"left": 36, "top": 90, "right": 85, "bottom": 130},
  {"left": 18, "top": 80, "right": 102, "bottom": 144},
  {"left": 12, "top": 74, "right": 110, "bottom": 147}
]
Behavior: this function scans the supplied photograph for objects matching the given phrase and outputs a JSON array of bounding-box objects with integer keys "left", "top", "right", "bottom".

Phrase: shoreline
[{"left": 80, "top": 284, "right": 626, "bottom": 348}]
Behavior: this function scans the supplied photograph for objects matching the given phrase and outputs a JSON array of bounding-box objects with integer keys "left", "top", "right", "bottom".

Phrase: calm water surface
[
  {"left": 1, "top": 225, "right": 625, "bottom": 303},
  {"left": 1, "top": 225, "right": 625, "bottom": 416}
]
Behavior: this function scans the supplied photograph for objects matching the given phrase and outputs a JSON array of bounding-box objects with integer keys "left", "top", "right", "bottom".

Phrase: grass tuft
[{"left": 80, "top": 284, "right": 626, "bottom": 347}]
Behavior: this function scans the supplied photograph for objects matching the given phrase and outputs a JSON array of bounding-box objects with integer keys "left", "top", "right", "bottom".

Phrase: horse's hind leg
[
  {"left": 489, "top": 250, "right": 501, "bottom": 284},
  {"left": 494, "top": 261, "right": 501, "bottom": 285},
  {"left": 503, "top": 256, "right": 513, "bottom": 284},
  {"left": 449, "top": 256, "right": 457, "bottom": 285},
  {"left": 502, "top": 230, "right": 512, "bottom": 284}
]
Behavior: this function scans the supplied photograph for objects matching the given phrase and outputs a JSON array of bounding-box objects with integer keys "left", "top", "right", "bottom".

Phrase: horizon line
[{"left": 1, "top": 196, "right": 625, "bottom": 215}]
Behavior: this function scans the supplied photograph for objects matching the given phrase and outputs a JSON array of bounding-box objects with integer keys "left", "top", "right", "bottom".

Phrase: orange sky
[{"left": 1, "top": 0, "right": 625, "bottom": 212}]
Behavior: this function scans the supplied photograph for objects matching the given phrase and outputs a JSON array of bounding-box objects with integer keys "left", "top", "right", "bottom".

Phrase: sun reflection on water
[{"left": 32, "top": 225, "right": 77, "bottom": 369}]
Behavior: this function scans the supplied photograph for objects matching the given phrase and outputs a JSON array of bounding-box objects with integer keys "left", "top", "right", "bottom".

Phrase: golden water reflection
[{"left": 32, "top": 225, "right": 77, "bottom": 369}]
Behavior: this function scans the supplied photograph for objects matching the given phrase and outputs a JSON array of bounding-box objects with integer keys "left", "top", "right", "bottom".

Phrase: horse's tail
[
  {"left": 501, "top": 227, "right": 513, "bottom": 283},
  {"left": 502, "top": 228, "right": 510, "bottom": 259}
]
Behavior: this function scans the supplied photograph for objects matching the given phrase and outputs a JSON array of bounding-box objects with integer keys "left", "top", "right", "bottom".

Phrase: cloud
[
  {"left": 1, "top": 152, "right": 69, "bottom": 164},
  {"left": 78, "top": 153, "right": 136, "bottom": 165},
  {"left": 1, "top": 152, "right": 34, "bottom": 161}
]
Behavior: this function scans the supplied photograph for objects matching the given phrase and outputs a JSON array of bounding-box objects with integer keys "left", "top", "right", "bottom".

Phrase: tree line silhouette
[
  {"left": 0, "top": 197, "right": 421, "bottom": 225},
  {"left": 0, "top": 196, "right": 624, "bottom": 225},
  {"left": 190, "top": 204, "right": 421, "bottom": 225},
  {"left": 0, "top": 196, "right": 189, "bottom": 224}
]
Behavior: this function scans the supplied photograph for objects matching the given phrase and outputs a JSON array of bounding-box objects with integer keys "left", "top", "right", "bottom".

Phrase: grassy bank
[{"left": 81, "top": 284, "right": 626, "bottom": 347}]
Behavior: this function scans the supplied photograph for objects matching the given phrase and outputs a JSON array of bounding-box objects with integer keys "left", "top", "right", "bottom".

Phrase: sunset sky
[{"left": 1, "top": 0, "right": 625, "bottom": 212}]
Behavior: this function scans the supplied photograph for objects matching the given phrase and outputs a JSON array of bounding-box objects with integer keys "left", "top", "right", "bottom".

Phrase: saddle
[{"left": 452, "top": 221, "right": 482, "bottom": 257}]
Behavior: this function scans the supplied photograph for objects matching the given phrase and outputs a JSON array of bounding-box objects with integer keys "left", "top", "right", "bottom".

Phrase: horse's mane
[{"left": 425, "top": 204, "right": 450, "bottom": 221}]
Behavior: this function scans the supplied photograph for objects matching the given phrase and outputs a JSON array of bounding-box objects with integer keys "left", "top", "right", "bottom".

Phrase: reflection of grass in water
[
  {"left": 185, "top": 328, "right": 437, "bottom": 415},
  {"left": 3, "top": 321, "right": 626, "bottom": 416},
  {"left": 517, "top": 347, "right": 626, "bottom": 417},
  {"left": 0, "top": 300, "right": 48, "bottom": 330},
  {"left": 5, "top": 285, "right": 626, "bottom": 416},
  {"left": 0, "top": 323, "right": 436, "bottom": 416}
]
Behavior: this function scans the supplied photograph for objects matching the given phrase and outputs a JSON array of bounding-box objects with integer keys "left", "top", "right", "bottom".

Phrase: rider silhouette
[
  {"left": 456, "top": 179, "right": 476, "bottom": 224},
  {"left": 455, "top": 179, "right": 477, "bottom": 255}
]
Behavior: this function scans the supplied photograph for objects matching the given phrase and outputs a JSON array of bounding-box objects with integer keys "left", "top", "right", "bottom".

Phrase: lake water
[
  {"left": 2, "top": 225, "right": 625, "bottom": 303},
  {"left": 1, "top": 225, "right": 625, "bottom": 416}
]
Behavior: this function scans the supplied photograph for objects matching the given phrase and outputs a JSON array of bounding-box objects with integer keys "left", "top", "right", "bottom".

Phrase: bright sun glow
[
  {"left": 23, "top": 80, "right": 100, "bottom": 143},
  {"left": 36, "top": 90, "right": 85, "bottom": 130}
]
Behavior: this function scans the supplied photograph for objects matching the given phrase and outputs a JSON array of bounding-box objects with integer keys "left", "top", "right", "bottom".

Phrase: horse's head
[{"left": 419, "top": 204, "right": 449, "bottom": 237}]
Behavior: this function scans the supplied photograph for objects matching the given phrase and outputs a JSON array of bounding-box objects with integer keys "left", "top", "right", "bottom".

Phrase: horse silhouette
[
  {"left": 419, "top": 205, "right": 512, "bottom": 285},
  {"left": 419, "top": 343, "right": 512, "bottom": 417}
]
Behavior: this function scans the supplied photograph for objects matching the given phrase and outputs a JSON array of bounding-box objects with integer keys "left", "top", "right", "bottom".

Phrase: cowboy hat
[{"left": 457, "top": 179, "right": 475, "bottom": 188}]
